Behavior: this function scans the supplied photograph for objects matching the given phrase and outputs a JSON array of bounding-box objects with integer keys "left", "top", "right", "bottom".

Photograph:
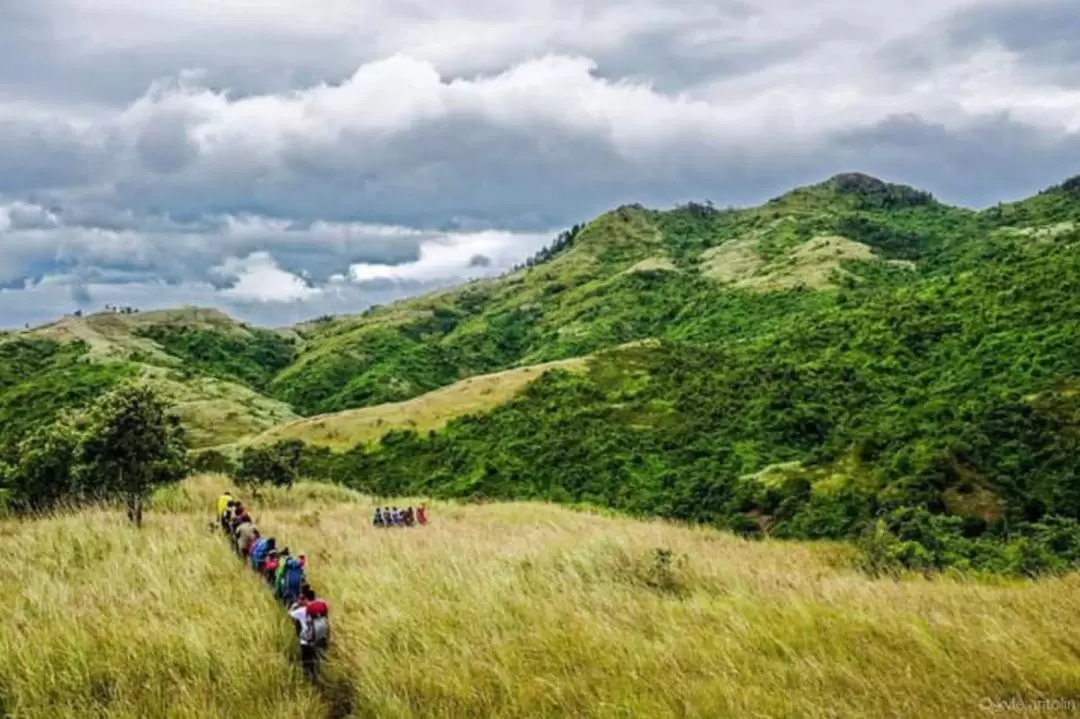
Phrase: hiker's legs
[{"left": 301, "top": 643, "right": 318, "bottom": 680}]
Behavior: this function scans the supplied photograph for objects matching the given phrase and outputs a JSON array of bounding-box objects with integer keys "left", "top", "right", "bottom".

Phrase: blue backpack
[
  {"left": 249, "top": 538, "right": 269, "bottom": 570},
  {"left": 280, "top": 557, "right": 305, "bottom": 603}
]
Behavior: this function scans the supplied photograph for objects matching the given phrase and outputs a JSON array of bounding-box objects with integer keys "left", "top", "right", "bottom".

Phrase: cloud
[{"left": 0, "top": 0, "right": 1079, "bottom": 329}]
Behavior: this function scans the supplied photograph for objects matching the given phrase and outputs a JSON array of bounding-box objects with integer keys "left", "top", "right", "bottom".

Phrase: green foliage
[
  {"left": 134, "top": 324, "right": 296, "bottom": 389},
  {"left": 0, "top": 339, "right": 135, "bottom": 450},
  {"left": 78, "top": 383, "right": 190, "bottom": 525},
  {"left": 294, "top": 200, "right": 1080, "bottom": 575},
  {"left": 2, "top": 384, "right": 188, "bottom": 521},
  {"left": 189, "top": 448, "right": 237, "bottom": 475},
  {"left": 232, "top": 440, "right": 304, "bottom": 493}
]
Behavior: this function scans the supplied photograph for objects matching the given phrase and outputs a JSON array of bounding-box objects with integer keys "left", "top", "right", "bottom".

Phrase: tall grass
[
  {"left": 0, "top": 504, "right": 323, "bottom": 718},
  {"left": 4, "top": 476, "right": 1080, "bottom": 717}
]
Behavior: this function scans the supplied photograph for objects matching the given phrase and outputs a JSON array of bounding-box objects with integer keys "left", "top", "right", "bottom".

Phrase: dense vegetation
[
  {"left": 0, "top": 339, "right": 135, "bottom": 448},
  {"left": 133, "top": 324, "right": 297, "bottom": 390},
  {"left": 285, "top": 174, "right": 1080, "bottom": 575},
  {"left": 6, "top": 172, "right": 1080, "bottom": 574},
  {"left": 0, "top": 383, "right": 189, "bottom": 518}
]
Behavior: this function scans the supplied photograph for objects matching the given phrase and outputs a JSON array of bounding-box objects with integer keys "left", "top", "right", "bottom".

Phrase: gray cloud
[{"left": 0, "top": 0, "right": 1078, "bottom": 329}]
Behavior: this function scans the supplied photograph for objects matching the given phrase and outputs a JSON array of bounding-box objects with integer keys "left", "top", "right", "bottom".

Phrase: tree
[
  {"left": 78, "top": 383, "right": 189, "bottom": 527},
  {"left": 232, "top": 439, "right": 304, "bottom": 497},
  {"left": 5, "top": 411, "right": 85, "bottom": 512}
]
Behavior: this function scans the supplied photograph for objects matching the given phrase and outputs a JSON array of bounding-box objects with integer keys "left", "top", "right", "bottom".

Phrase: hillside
[
  {"left": 6, "top": 172, "right": 1080, "bottom": 571},
  {"left": 0, "top": 307, "right": 299, "bottom": 450},
  {"left": 4, "top": 475, "right": 1079, "bottom": 718},
  {"left": 242, "top": 356, "right": 593, "bottom": 451}
]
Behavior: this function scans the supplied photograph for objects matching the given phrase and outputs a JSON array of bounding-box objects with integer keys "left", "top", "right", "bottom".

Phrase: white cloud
[
  {"left": 213, "top": 252, "right": 322, "bottom": 303},
  {"left": 0, "top": 0, "right": 1079, "bottom": 328},
  {"left": 347, "top": 230, "right": 548, "bottom": 282}
]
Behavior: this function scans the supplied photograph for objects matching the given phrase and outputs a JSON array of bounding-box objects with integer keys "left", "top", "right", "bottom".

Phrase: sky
[{"left": 1, "top": 0, "right": 1078, "bottom": 328}]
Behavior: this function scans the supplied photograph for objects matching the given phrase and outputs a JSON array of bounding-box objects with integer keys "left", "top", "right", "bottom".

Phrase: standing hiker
[
  {"left": 217, "top": 493, "right": 233, "bottom": 530},
  {"left": 279, "top": 554, "right": 306, "bottom": 605},
  {"left": 288, "top": 586, "right": 328, "bottom": 680},
  {"left": 235, "top": 518, "right": 258, "bottom": 559},
  {"left": 417, "top": 504, "right": 428, "bottom": 525}
]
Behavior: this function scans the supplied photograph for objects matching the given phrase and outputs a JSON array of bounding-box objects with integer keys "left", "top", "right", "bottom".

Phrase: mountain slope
[
  {"left": 0, "top": 307, "right": 298, "bottom": 451},
  {"left": 244, "top": 355, "right": 593, "bottom": 451},
  {"left": 8, "top": 172, "right": 1080, "bottom": 572},
  {"left": 268, "top": 173, "right": 967, "bottom": 416}
]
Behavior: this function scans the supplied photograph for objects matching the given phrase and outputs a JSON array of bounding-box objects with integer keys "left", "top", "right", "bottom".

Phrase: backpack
[
  {"left": 282, "top": 558, "right": 305, "bottom": 601},
  {"left": 311, "top": 615, "right": 330, "bottom": 646}
]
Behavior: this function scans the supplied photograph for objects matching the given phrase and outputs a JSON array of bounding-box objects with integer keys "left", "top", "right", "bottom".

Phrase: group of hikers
[
  {"left": 373, "top": 504, "right": 428, "bottom": 527},
  {"left": 216, "top": 491, "right": 330, "bottom": 680}
]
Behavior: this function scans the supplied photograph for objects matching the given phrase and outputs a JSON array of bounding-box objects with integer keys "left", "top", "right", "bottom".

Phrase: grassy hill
[
  {"left": 4, "top": 475, "right": 1079, "bottom": 718},
  {"left": 6, "top": 172, "right": 1080, "bottom": 572},
  {"left": 242, "top": 356, "right": 593, "bottom": 451},
  {"left": 0, "top": 307, "right": 299, "bottom": 451}
]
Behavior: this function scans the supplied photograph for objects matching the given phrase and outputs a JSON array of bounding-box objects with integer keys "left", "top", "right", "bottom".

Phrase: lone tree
[
  {"left": 79, "top": 383, "right": 189, "bottom": 527},
  {"left": 233, "top": 439, "right": 304, "bottom": 497}
]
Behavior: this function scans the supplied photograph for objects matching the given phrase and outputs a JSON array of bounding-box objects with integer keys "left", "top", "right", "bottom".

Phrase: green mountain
[{"left": 6, "top": 172, "right": 1080, "bottom": 573}]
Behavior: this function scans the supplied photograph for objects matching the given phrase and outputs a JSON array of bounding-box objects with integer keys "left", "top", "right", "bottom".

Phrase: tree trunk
[{"left": 128, "top": 493, "right": 143, "bottom": 528}]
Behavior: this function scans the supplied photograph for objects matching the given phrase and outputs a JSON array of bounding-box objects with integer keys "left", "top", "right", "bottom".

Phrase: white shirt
[{"left": 289, "top": 605, "right": 314, "bottom": 645}]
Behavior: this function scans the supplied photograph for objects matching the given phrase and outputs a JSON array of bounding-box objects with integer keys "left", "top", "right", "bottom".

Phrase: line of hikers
[
  {"left": 373, "top": 504, "right": 427, "bottom": 527},
  {"left": 216, "top": 491, "right": 330, "bottom": 681}
]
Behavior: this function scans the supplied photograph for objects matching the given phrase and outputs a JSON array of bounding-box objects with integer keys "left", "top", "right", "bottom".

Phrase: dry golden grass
[
  {"left": 4, "top": 475, "right": 1080, "bottom": 718},
  {"left": 0, "top": 504, "right": 325, "bottom": 718},
  {"left": 244, "top": 357, "right": 590, "bottom": 451}
]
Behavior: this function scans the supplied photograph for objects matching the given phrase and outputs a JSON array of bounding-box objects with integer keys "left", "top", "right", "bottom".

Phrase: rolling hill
[{"left": 5, "top": 171, "right": 1080, "bottom": 572}]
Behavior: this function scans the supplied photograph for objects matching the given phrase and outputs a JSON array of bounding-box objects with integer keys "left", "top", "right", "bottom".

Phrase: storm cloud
[{"left": 0, "top": 0, "right": 1078, "bottom": 327}]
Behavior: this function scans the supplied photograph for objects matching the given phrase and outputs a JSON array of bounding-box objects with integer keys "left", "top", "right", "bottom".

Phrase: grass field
[
  {"left": 2, "top": 476, "right": 1079, "bottom": 718},
  {"left": 243, "top": 357, "right": 590, "bottom": 451}
]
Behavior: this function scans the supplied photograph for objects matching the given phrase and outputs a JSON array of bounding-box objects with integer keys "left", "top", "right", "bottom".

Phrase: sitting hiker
[
  {"left": 390, "top": 507, "right": 401, "bottom": 526},
  {"left": 373, "top": 506, "right": 384, "bottom": 527},
  {"left": 417, "top": 504, "right": 428, "bottom": 525},
  {"left": 404, "top": 506, "right": 415, "bottom": 526}
]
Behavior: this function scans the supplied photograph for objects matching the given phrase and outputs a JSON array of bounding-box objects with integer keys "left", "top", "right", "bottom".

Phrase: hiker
[
  {"left": 417, "top": 504, "right": 428, "bottom": 525},
  {"left": 289, "top": 585, "right": 328, "bottom": 680},
  {"left": 274, "top": 547, "right": 291, "bottom": 596},
  {"left": 404, "top": 506, "right": 415, "bottom": 526},
  {"left": 228, "top": 504, "right": 247, "bottom": 539},
  {"left": 235, "top": 518, "right": 258, "bottom": 559},
  {"left": 262, "top": 549, "right": 280, "bottom": 586},
  {"left": 373, "top": 506, "right": 384, "bottom": 527},
  {"left": 391, "top": 507, "right": 401, "bottom": 526},
  {"left": 218, "top": 493, "right": 234, "bottom": 531},
  {"left": 221, "top": 499, "right": 239, "bottom": 534},
  {"left": 217, "top": 492, "right": 232, "bottom": 522},
  {"left": 278, "top": 554, "right": 306, "bottom": 605},
  {"left": 251, "top": 536, "right": 275, "bottom": 572}
]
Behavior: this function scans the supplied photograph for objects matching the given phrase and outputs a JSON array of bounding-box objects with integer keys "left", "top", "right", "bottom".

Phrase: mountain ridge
[{"left": 6, "top": 170, "right": 1080, "bottom": 572}]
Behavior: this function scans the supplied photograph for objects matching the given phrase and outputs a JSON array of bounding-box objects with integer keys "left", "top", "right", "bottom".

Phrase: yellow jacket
[{"left": 217, "top": 493, "right": 232, "bottom": 517}]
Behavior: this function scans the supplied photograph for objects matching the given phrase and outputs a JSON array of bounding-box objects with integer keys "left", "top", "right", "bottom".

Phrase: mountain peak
[{"left": 824, "top": 172, "right": 936, "bottom": 209}]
